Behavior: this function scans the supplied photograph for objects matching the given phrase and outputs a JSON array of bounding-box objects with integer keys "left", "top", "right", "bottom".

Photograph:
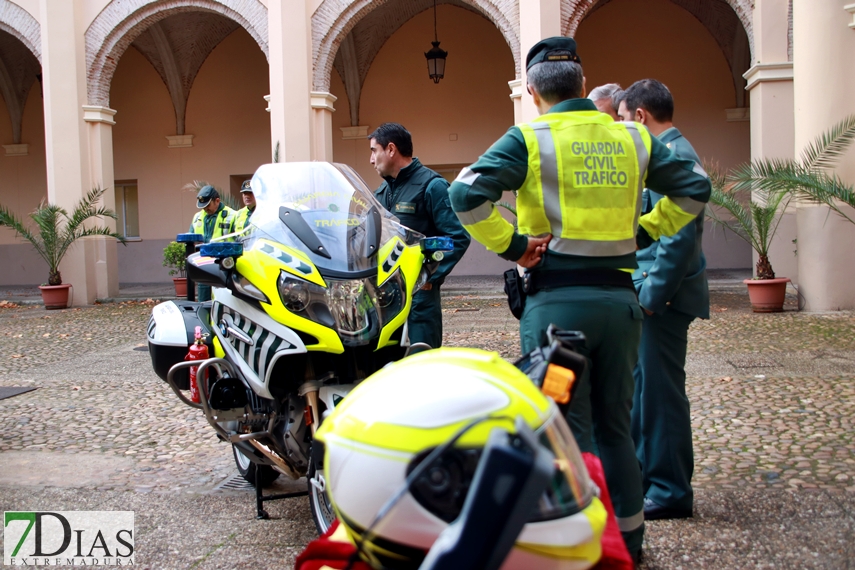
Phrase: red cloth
[
  {"left": 294, "top": 519, "right": 373, "bottom": 570},
  {"left": 295, "top": 453, "right": 633, "bottom": 570},
  {"left": 582, "top": 452, "right": 634, "bottom": 570}
]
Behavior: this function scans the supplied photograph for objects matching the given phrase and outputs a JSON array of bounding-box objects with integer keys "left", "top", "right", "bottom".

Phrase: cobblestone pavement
[{"left": 0, "top": 279, "right": 853, "bottom": 569}]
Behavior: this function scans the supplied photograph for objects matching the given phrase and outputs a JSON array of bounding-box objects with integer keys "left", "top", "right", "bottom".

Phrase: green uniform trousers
[
  {"left": 197, "top": 284, "right": 212, "bottom": 302},
  {"left": 520, "top": 285, "right": 644, "bottom": 556},
  {"left": 407, "top": 285, "right": 442, "bottom": 349},
  {"left": 632, "top": 308, "right": 695, "bottom": 511}
]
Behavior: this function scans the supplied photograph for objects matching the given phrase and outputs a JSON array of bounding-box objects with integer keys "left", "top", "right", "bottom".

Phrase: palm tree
[
  {"left": 0, "top": 187, "right": 127, "bottom": 285},
  {"left": 706, "top": 114, "right": 855, "bottom": 279},
  {"left": 743, "top": 115, "right": 855, "bottom": 224}
]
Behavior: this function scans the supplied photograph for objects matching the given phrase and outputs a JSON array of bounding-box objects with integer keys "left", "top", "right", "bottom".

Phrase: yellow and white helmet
[{"left": 315, "top": 347, "right": 607, "bottom": 570}]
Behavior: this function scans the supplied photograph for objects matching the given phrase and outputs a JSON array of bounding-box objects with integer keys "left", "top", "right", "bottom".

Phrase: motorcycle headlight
[
  {"left": 277, "top": 271, "right": 407, "bottom": 346},
  {"left": 327, "top": 279, "right": 371, "bottom": 336},
  {"left": 278, "top": 277, "right": 310, "bottom": 312}
]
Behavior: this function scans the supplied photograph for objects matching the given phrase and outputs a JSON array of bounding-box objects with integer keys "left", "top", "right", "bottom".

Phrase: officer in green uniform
[
  {"left": 369, "top": 123, "right": 470, "bottom": 349},
  {"left": 617, "top": 79, "right": 709, "bottom": 521},
  {"left": 234, "top": 180, "right": 256, "bottom": 232},
  {"left": 189, "top": 185, "right": 236, "bottom": 301},
  {"left": 448, "top": 37, "right": 710, "bottom": 560}
]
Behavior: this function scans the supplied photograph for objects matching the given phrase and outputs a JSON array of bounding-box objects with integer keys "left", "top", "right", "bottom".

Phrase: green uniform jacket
[
  {"left": 633, "top": 127, "right": 710, "bottom": 318},
  {"left": 375, "top": 158, "right": 470, "bottom": 285},
  {"left": 448, "top": 99, "right": 711, "bottom": 271}
]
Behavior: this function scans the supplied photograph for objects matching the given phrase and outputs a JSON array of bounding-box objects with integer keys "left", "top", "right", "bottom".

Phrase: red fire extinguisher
[{"left": 185, "top": 326, "right": 209, "bottom": 404}]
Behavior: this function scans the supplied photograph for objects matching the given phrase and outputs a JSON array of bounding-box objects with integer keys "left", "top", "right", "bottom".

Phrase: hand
[
  {"left": 516, "top": 234, "right": 552, "bottom": 269},
  {"left": 421, "top": 282, "right": 433, "bottom": 291}
]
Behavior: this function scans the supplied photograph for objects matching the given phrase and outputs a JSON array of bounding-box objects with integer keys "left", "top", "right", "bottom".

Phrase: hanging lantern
[
  {"left": 424, "top": 0, "right": 447, "bottom": 84},
  {"left": 425, "top": 41, "right": 448, "bottom": 84}
]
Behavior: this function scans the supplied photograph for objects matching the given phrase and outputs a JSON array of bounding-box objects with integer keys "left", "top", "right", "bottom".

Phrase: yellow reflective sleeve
[
  {"left": 461, "top": 205, "right": 515, "bottom": 254},
  {"left": 638, "top": 196, "right": 698, "bottom": 241}
]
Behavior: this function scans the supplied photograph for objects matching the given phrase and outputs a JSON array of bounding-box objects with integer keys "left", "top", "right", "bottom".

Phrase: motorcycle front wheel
[
  {"left": 308, "top": 441, "right": 336, "bottom": 534},
  {"left": 232, "top": 444, "right": 281, "bottom": 487}
]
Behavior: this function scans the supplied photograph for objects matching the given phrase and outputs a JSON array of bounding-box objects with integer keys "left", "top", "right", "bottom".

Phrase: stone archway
[
  {"left": 312, "top": 0, "right": 520, "bottom": 94},
  {"left": 564, "top": 0, "right": 754, "bottom": 60},
  {"left": 0, "top": 0, "right": 41, "bottom": 63},
  {"left": 566, "top": 0, "right": 754, "bottom": 108},
  {"left": 0, "top": 0, "right": 41, "bottom": 145},
  {"left": 85, "top": 0, "right": 268, "bottom": 107}
]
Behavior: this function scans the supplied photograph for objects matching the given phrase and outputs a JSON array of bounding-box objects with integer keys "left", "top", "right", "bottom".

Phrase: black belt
[{"left": 522, "top": 268, "right": 634, "bottom": 294}]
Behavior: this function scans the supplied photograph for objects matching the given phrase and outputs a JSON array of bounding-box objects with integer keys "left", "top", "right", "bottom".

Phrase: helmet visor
[
  {"left": 530, "top": 403, "right": 595, "bottom": 522},
  {"left": 406, "top": 403, "right": 596, "bottom": 525}
]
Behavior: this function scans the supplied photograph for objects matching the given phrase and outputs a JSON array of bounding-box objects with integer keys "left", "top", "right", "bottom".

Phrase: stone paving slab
[{"left": 0, "top": 283, "right": 853, "bottom": 568}]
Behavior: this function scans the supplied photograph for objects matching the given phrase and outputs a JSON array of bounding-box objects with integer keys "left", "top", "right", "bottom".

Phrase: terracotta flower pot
[
  {"left": 743, "top": 277, "right": 791, "bottom": 313},
  {"left": 39, "top": 283, "right": 72, "bottom": 310},
  {"left": 173, "top": 277, "right": 188, "bottom": 298}
]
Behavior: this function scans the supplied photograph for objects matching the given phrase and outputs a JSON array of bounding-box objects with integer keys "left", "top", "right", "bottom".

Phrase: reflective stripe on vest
[{"left": 518, "top": 113, "right": 652, "bottom": 257}]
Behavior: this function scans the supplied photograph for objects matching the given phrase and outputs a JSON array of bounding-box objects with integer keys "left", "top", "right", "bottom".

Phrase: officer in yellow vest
[
  {"left": 233, "top": 180, "right": 256, "bottom": 232},
  {"left": 189, "top": 185, "right": 236, "bottom": 301},
  {"left": 448, "top": 37, "right": 711, "bottom": 561}
]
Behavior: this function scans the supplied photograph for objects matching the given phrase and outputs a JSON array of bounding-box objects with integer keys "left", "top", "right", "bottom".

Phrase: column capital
[
  {"left": 846, "top": 4, "right": 855, "bottom": 28},
  {"left": 508, "top": 79, "right": 523, "bottom": 101},
  {"left": 166, "top": 135, "right": 194, "bottom": 148},
  {"left": 82, "top": 105, "right": 117, "bottom": 125},
  {"left": 310, "top": 92, "right": 337, "bottom": 112},
  {"left": 340, "top": 126, "right": 369, "bottom": 140},
  {"left": 743, "top": 62, "right": 793, "bottom": 90},
  {"left": 3, "top": 144, "right": 29, "bottom": 156}
]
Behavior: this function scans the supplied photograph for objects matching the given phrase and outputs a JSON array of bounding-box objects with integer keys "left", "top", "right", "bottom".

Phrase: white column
[
  {"left": 518, "top": 0, "right": 562, "bottom": 122},
  {"left": 40, "top": 0, "right": 99, "bottom": 304},
  {"left": 744, "top": 0, "right": 796, "bottom": 282},
  {"left": 310, "top": 92, "right": 337, "bottom": 161},
  {"left": 268, "top": 0, "right": 313, "bottom": 162},
  {"left": 793, "top": 0, "right": 855, "bottom": 310},
  {"left": 82, "top": 105, "right": 119, "bottom": 299}
]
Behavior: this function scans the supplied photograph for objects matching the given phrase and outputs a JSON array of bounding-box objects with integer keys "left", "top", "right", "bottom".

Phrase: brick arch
[
  {"left": 85, "top": 0, "right": 268, "bottom": 107},
  {"left": 563, "top": 0, "right": 754, "bottom": 60},
  {"left": 0, "top": 0, "right": 41, "bottom": 63},
  {"left": 312, "top": 0, "right": 520, "bottom": 92}
]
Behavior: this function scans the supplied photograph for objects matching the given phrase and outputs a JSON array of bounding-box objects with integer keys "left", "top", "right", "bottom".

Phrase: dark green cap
[
  {"left": 525, "top": 37, "right": 581, "bottom": 71},
  {"left": 240, "top": 179, "right": 253, "bottom": 193},
  {"left": 196, "top": 185, "right": 219, "bottom": 208}
]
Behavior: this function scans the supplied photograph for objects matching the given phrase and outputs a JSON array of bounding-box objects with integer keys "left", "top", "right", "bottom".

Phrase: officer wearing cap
[
  {"left": 234, "top": 180, "right": 256, "bottom": 232},
  {"left": 189, "top": 185, "right": 237, "bottom": 301},
  {"left": 448, "top": 36, "right": 711, "bottom": 560}
]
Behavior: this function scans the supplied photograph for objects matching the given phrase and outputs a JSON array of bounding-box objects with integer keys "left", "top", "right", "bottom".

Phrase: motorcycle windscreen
[{"left": 245, "top": 163, "right": 423, "bottom": 274}]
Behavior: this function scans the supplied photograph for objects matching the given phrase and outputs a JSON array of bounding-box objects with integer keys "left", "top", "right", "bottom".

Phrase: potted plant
[
  {"left": 707, "top": 171, "right": 791, "bottom": 312},
  {"left": 163, "top": 241, "right": 188, "bottom": 298},
  {"left": 0, "top": 187, "right": 127, "bottom": 309},
  {"left": 706, "top": 115, "right": 855, "bottom": 312}
]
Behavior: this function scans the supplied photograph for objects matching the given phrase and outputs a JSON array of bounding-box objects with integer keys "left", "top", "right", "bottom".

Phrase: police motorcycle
[{"left": 147, "top": 162, "right": 452, "bottom": 533}]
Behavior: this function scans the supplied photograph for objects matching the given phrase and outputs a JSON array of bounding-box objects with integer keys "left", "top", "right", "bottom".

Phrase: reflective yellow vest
[
  {"left": 516, "top": 111, "right": 652, "bottom": 257},
  {"left": 233, "top": 207, "right": 254, "bottom": 232},
  {"left": 190, "top": 206, "right": 237, "bottom": 242}
]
